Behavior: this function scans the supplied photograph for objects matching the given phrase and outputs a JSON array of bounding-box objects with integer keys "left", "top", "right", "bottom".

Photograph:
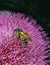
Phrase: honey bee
[{"left": 14, "top": 28, "right": 32, "bottom": 45}]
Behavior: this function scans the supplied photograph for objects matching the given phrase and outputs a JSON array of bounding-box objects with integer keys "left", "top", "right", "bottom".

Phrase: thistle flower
[{"left": 0, "top": 11, "right": 50, "bottom": 65}]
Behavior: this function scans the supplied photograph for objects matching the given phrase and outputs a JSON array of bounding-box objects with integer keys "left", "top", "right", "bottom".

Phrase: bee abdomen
[{"left": 22, "top": 39, "right": 28, "bottom": 45}]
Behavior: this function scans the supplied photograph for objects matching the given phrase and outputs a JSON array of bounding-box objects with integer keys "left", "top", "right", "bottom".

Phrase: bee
[{"left": 14, "top": 28, "right": 32, "bottom": 45}]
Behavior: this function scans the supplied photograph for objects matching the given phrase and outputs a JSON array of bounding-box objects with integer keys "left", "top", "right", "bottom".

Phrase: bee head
[{"left": 14, "top": 28, "right": 23, "bottom": 35}]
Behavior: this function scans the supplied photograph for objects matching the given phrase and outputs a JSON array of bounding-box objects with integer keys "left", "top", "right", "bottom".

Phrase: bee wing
[{"left": 24, "top": 32, "right": 32, "bottom": 41}]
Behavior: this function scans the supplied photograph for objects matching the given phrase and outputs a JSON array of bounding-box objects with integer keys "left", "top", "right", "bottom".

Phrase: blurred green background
[{"left": 0, "top": 0, "right": 50, "bottom": 37}]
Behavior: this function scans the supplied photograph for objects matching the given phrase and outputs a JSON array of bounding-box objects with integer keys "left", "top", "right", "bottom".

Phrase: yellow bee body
[
  {"left": 14, "top": 29, "right": 31, "bottom": 45},
  {"left": 20, "top": 32, "right": 31, "bottom": 41}
]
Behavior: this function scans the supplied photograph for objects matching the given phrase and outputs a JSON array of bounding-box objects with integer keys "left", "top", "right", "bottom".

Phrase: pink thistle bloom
[{"left": 0, "top": 11, "right": 50, "bottom": 65}]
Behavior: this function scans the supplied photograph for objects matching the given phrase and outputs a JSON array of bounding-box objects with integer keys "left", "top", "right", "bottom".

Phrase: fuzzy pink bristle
[{"left": 0, "top": 11, "right": 50, "bottom": 65}]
